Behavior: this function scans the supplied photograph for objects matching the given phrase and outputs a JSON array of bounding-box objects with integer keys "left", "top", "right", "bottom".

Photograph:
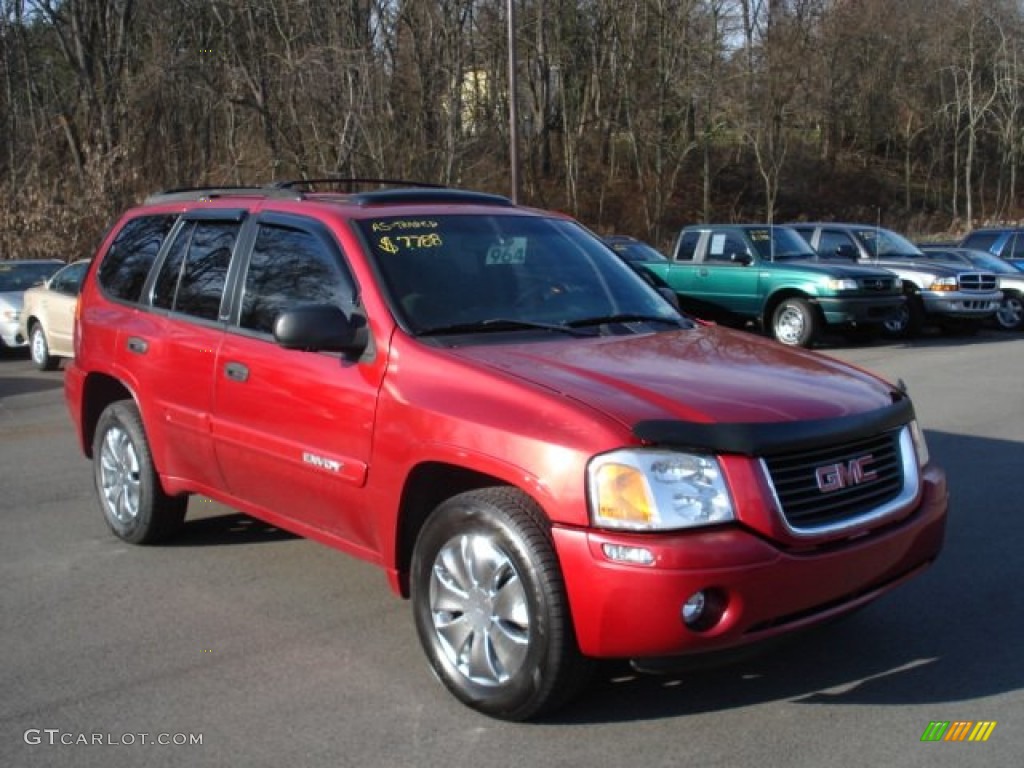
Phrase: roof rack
[
  {"left": 143, "top": 179, "right": 514, "bottom": 208},
  {"left": 144, "top": 186, "right": 302, "bottom": 204},
  {"left": 273, "top": 178, "right": 513, "bottom": 207},
  {"left": 270, "top": 177, "right": 446, "bottom": 192}
]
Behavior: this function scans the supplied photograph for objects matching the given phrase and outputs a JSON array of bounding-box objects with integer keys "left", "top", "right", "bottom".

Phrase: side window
[
  {"left": 52, "top": 262, "right": 88, "bottom": 296},
  {"left": 1008, "top": 233, "right": 1024, "bottom": 259},
  {"left": 239, "top": 224, "right": 354, "bottom": 335},
  {"left": 97, "top": 215, "right": 176, "bottom": 302},
  {"left": 152, "top": 220, "right": 238, "bottom": 321},
  {"left": 818, "top": 230, "right": 857, "bottom": 258},
  {"left": 674, "top": 231, "right": 701, "bottom": 261},
  {"left": 706, "top": 232, "right": 748, "bottom": 263}
]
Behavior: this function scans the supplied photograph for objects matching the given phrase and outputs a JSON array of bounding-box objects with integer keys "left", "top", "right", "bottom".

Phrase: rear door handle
[
  {"left": 224, "top": 362, "right": 249, "bottom": 382},
  {"left": 126, "top": 336, "right": 148, "bottom": 354}
]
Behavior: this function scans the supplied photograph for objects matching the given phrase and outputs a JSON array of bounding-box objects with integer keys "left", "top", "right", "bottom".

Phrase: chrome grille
[
  {"left": 959, "top": 272, "right": 998, "bottom": 291},
  {"left": 763, "top": 429, "right": 904, "bottom": 530}
]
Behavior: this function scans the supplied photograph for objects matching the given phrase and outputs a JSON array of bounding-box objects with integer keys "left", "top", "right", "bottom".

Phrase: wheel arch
[
  {"left": 393, "top": 462, "right": 541, "bottom": 598},
  {"left": 79, "top": 373, "right": 136, "bottom": 459},
  {"left": 762, "top": 287, "right": 819, "bottom": 328}
]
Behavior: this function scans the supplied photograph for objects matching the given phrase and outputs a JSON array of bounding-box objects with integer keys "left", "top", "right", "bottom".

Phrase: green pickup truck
[{"left": 639, "top": 224, "right": 905, "bottom": 346}]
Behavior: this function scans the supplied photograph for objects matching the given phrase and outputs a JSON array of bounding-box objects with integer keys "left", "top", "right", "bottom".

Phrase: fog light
[
  {"left": 681, "top": 588, "right": 726, "bottom": 631},
  {"left": 601, "top": 543, "right": 655, "bottom": 566},
  {"left": 682, "top": 592, "right": 706, "bottom": 626}
]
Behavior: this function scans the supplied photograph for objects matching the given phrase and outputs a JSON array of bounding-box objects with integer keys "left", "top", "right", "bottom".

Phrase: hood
[
  {"left": 773, "top": 259, "right": 895, "bottom": 279},
  {"left": 448, "top": 325, "right": 897, "bottom": 431},
  {"left": 870, "top": 257, "right": 983, "bottom": 277}
]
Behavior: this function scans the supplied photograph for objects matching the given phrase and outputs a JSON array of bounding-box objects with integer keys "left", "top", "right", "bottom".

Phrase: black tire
[
  {"left": 29, "top": 322, "right": 58, "bottom": 371},
  {"left": 882, "top": 293, "right": 925, "bottom": 338},
  {"left": 410, "top": 487, "right": 592, "bottom": 720},
  {"left": 92, "top": 401, "right": 187, "bottom": 545},
  {"left": 994, "top": 291, "right": 1024, "bottom": 331},
  {"left": 770, "top": 297, "right": 818, "bottom": 347}
]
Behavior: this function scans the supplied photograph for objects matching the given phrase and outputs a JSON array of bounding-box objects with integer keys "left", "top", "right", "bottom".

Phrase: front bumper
[
  {"left": 554, "top": 465, "right": 947, "bottom": 659},
  {"left": 817, "top": 295, "right": 905, "bottom": 326},
  {"left": 921, "top": 291, "right": 1002, "bottom": 318},
  {"left": 0, "top": 318, "right": 25, "bottom": 347}
]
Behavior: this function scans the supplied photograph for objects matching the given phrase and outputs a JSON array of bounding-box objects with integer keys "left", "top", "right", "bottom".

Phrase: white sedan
[{"left": 17, "top": 260, "right": 90, "bottom": 369}]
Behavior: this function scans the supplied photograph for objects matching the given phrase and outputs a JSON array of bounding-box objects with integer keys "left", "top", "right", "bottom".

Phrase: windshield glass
[
  {"left": 854, "top": 228, "right": 923, "bottom": 257},
  {"left": 0, "top": 262, "right": 60, "bottom": 292},
  {"left": 357, "top": 215, "right": 682, "bottom": 336},
  {"left": 747, "top": 227, "right": 818, "bottom": 260}
]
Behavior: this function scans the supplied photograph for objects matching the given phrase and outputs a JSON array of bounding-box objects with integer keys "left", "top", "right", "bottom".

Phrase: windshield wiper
[
  {"left": 418, "top": 318, "right": 596, "bottom": 337},
  {"left": 566, "top": 313, "right": 686, "bottom": 329}
]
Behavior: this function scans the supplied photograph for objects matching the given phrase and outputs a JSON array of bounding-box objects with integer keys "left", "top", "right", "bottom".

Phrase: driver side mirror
[{"left": 274, "top": 304, "right": 368, "bottom": 355}]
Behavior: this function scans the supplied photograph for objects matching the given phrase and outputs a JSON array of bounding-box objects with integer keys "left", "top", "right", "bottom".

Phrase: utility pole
[{"left": 507, "top": 0, "right": 520, "bottom": 203}]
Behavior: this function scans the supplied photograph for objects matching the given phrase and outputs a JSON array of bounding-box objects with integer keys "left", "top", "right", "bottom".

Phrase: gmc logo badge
[{"left": 815, "top": 455, "right": 878, "bottom": 492}]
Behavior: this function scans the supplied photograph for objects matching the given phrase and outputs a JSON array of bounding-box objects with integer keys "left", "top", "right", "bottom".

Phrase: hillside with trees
[{"left": 2, "top": 0, "right": 1023, "bottom": 259}]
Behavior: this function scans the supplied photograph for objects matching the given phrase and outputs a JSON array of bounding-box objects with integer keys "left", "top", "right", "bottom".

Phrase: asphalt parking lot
[{"left": 1, "top": 331, "right": 1022, "bottom": 768}]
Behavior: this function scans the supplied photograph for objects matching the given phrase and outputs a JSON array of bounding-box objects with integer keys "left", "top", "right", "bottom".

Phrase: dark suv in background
[
  {"left": 960, "top": 228, "right": 1024, "bottom": 270},
  {"left": 792, "top": 223, "right": 1002, "bottom": 337}
]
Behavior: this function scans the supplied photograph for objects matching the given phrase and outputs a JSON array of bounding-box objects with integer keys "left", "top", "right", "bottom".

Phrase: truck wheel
[
  {"left": 410, "top": 487, "right": 591, "bottom": 720},
  {"left": 882, "top": 294, "right": 924, "bottom": 338},
  {"left": 29, "top": 322, "right": 58, "bottom": 371},
  {"left": 92, "top": 401, "right": 187, "bottom": 544},
  {"left": 770, "top": 298, "right": 818, "bottom": 347},
  {"left": 994, "top": 291, "right": 1024, "bottom": 331}
]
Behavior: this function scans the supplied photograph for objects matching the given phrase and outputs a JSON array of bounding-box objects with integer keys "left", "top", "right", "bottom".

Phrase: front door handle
[{"left": 224, "top": 361, "right": 249, "bottom": 382}]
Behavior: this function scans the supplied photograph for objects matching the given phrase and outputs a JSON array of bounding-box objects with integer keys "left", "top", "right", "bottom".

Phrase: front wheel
[
  {"left": 994, "top": 291, "right": 1024, "bottom": 331},
  {"left": 882, "top": 294, "right": 925, "bottom": 338},
  {"left": 770, "top": 297, "right": 818, "bottom": 347},
  {"left": 92, "top": 401, "right": 187, "bottom": 544},
  {"left": 30, "top": 323, "right": 58, "bottom": 371},
  {"left": 410, "top": 488, "right": 591, "bottom": 720}
]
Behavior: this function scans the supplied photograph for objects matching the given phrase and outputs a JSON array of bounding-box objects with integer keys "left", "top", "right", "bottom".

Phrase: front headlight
[
  {"left": 928, "top": 276, "right": 958, "bottom": 292},
  {"left": 909, "top": 419, "right": 930, "bottom": 467},
  {"left": 826, "top": 278, "right": 859, "bottom": 291},
  {"left": 587, "top": 449, "right": 735, "bottom": 531}
]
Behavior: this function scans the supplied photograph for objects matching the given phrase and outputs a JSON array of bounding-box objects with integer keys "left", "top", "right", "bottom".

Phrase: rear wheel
[
  {"left": 92, "top": 401, "right": 186, "bottom": 544},
  {"left": 770, "top": 297, "right": 818, "bottom": 347},
  {"left": 29, "top": 323, "right": 58, "bottom": 371},
  {"left": 410, "top": 487, "right": 591, "bottom": 720}
]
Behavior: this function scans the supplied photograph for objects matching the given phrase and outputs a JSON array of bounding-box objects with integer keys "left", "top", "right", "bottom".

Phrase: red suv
[{"left": 65, "top": 181, "right": 948, "bottom": 720}]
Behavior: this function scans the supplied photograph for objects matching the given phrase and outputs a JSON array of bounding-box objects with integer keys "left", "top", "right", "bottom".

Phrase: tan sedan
[{"left": 19, "top": 259, "right": 90, "bottom": 370}]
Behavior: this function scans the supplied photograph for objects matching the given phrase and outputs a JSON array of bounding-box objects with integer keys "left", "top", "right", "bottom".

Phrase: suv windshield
[
  {"left": 357, "top": 215, "right": 682, "bottom": 335},
  {"left": 746, "top": 227, "right": 819, "bottom": 260},
  {"left": 854, "top": 228, "right": 923, "bottom": 257}
]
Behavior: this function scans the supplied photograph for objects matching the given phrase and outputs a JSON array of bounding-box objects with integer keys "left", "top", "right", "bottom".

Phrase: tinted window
[
  {"left": 152, "top": 220, "right": 237, "bottom": 320},
  {"left": 675, "top": 231, "right": 701, "bottom": 261},
  {"left": 239, "top": 225, "right": 354, "bottom": 334},
  {"left": 97, "top": 215, "right": 175, "bottom": 302}
]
